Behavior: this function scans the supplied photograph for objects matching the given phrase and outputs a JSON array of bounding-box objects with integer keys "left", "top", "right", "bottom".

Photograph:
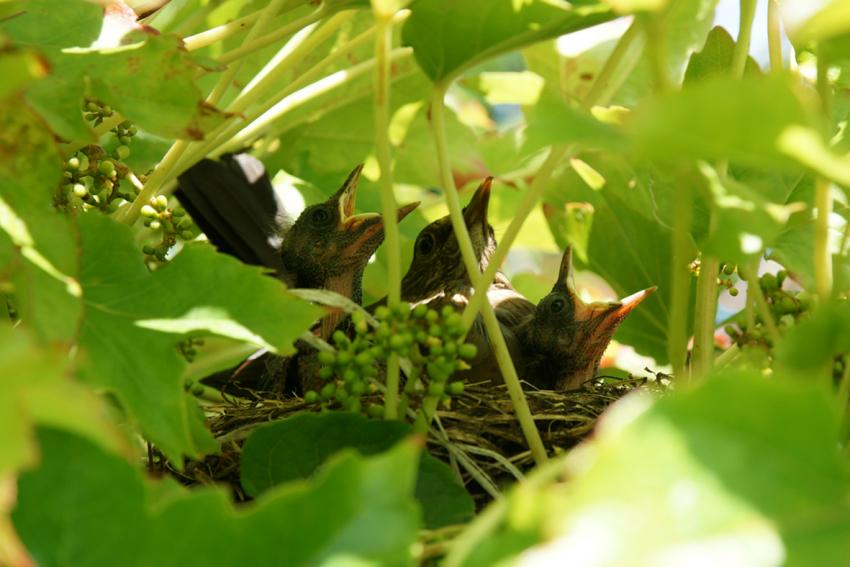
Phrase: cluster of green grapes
[
  {"left": 140, "top": 196, "right": 196, "bottom": 262},
  {"left": 725, "top": 270, "right": 811, "bottom": 349},
  {"left": 305, "top": 303, "right": 476, "bottom": 420},
  {"left": 58, "top": 100, "right": 139, "bottom": 213},
  {"left": 178, "top": 337, "right": 205, "bottom": 363},
  {"left": 717, "top": 262, "right": 739, "bottom": 296}
]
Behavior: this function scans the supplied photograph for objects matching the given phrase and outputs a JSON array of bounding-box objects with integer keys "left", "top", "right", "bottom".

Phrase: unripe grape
[
  {"left": 723, "top": 263, "right": 735, "bottom": 275},
  {"left": 344, "top": 397, "right": 361, "bottom": 413},
  {"left": 318, "top": 350, "right": 336, "bottom": 365},
  {"left": 72, "top": 183, "right": 88, "bottom": 197},
  {"left": 334, "top": 388, "right": 349, "bottom": 403},
  {"left": 413, "top": 304, "right": 428, "bottom": 319},
  {"left": 777, "top": 296, "right": 796, "bottom": 315},
  {"left": 444, "top": 312, "right": 462, "bottom": 329},
  {"left": 430, "top": 344, "right": 444, "bottom": 356},
  {"left": 181, "top": 231, "right": 194, "bottom": 240},
  {"left": 389, "top": 334, "right": 405, "bottom": 351},
  {"left": 447, "top": 382, "right": 464, "bottom": 395},
  {"left": 369, "top": 345, "right": 387, "bottom": 359},
  {"left": 119, "top": 135, "right": 132, "bottom": 146},
  {"left": 141, "top": 204, "right": 158, "bottom": 217},
  {"left": 425, "top": 309, "right": 438, "bottom": 323},
  {"left": 428, "top": 382, "right": 444, "bottom": 396},
  {"left": 426, "top": 362, "right": 448, "bottom": 382},
  {"left": 428, "top": 324, "right": 442, "bottom": 337},
  {"left": 776, "top": 270, "right": 787, "bottom": 286},
  {"left": 444, "top": 341, "right": 457, "bottom": 355},
  {"left": 374, "top": 306, "right": 390, "bottom": 320},
  {"left": 415, "top": 330, "right": 428, "bottom": 344},
  {"left": 86, "top": 101, "right": 99, "bottom": 112},
  {"left": 332, "top": 330, "right": 348, "bottom": 347},
  {"left": 114, "top": 145, "right": 130, "bottom": 160},
  {"left": 760, "top": 273, "right": 777, "bottom": 291},
  {"left": 392, "top": 302, "right": 410, "bottom": 319},
  {"left": 149, "top": 220, "right": 161, "bottom": 231},
  {"left": 362, "top": 365, "right": 377, "bottom": 378},
  {"left": 335, "top": 351, "right": 352, "bottom": 366},
  {"left": 343, "top": 368, "right": 359, "bottom": 385},
  {"left": 155, "top": 195, "right": 168, "bottom": 210},
  {"left": 173, "top": 207, "right": 186, "bottom": 217},
  {"left": 67, "top": 156, "right": 80, "bottom": 170},
  {"left": 99, "top": 160, "right": 116, "bottom": 176},
  {"left": 128, "top": 125, "right": 138, "bottom": 136},
  {"left": 304, "top": 390, "right": 320, "bottom": 404},
  {"left": 101, "top": 104, "right": 112, "bottom": 115},
  {"left": 142, "top": 245, "right": 156, "bottom": 255},
  {"left": 320, "top": 382, "right": 337, "bottom": 400},
  {"left": 355, "top": 351, "right": 373, "bottom": 367},
  {"left": 458, "top": 343, "right": 478, "bottom": 360},
  {"left": 350, "top": 381, "right": 366, "bottom": 396},
  {"left": 319, "top": 366, "right": 334, "bottom": 380},
  {"left": 367, "top": 404, "right": 384, "bottom": 419},
  {"left": 441, "top": 305, "right": 455, "bottom": 319},
  {"left": 729, "top": 287, "right": 739, "bottom": 297}
]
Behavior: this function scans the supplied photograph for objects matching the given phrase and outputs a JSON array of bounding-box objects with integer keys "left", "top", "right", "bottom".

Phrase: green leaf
[
  {"left": 683, "top": 26, "right": 762, "bottom": 83},
  {"left": 76, "top": 213, "right": 322, "bottom": 460},
  {"left": 447, "top": 372, "right": 850, "bottom": 566},
  {"left": 776, "top": 301, "right": 850, "bottom": 376},
  {"left": 402, "top": 0, "right": 613, "bottom": 83},
  {"left": 14, "top": 428, "right": 421, "bottom": 567},
  {"left": 0, "top": 95, "right": 81, "bottom": 344},
  {"left": 630, "top": 73, "right": 821, "bottom": 169},
  {"left": 696, "top": 162, "right": 805, "bottom": 264},
  {"left": 543, "top": 155, "right": 695, "bottom": 364},
  {"left": 241, "top": 412, "right": 474, "bottom": 529},
  {"left": 0, "top": 0, "right": 103, "bottom": 50}
]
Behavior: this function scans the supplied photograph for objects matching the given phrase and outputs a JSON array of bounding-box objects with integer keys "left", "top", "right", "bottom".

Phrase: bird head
[
  {"left": 401, "top": 177, "right": 497, "bottom": 302},
  {"left": 281, "top": 164, "right": 419, "bottom": 334},
  {"left": 522, "top": 246, "right": 656, "bottom": 390}
]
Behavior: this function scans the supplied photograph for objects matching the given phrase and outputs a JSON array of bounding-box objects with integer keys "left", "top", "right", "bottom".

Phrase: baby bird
[{"left": 515, "top": 246, "right": 656, "bottom": 390}]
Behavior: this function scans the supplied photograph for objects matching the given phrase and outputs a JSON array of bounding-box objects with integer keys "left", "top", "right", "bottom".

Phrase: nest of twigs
[{"left": 166, "top": 373, "right": 662, "bottom": 504}]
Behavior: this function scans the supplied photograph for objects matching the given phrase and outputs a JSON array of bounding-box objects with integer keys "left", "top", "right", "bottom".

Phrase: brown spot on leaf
[{"left": 580, "top": 72, "right": 594, "bottom": 81}]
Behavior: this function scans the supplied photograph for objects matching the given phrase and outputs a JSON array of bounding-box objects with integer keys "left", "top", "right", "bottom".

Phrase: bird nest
[{"left": 165, "top": 373, "right": 665, "bottom": 504}]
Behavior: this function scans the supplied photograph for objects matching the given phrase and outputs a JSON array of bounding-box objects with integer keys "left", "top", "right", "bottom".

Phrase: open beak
[{"left": 462, "top": 177, "right": 493, "bottom": 229}]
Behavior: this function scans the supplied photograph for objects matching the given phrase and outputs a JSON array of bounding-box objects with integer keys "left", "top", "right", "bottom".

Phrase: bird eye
[
  {"left": 417, "top": 233, "right": 436, "bottom": 255},
  {"left": 550, "top": 298, "right": 566, "bottom": 313},
  {"left": 310, "top": 207, "right": 331, "bottom": 225}
]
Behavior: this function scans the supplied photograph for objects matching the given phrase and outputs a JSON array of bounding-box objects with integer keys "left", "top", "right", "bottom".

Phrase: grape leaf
[
  {"left": 543, "top": 154, "right": 696, "bottom": 364},
  {"left": 241, "top": 412, "right": 475, "bottom": 529},
  {"left": 14, "top": 427, "right": 421, "bottom": 567},
  {"left": 402, "top": 0, "right": 614, "bottom": 83},
  {"left": 0, "top": 0, "right": 103, "bottom": 50},
  {"left": 629, "top": 73, "right": 821, "bottom": 169},
  {"left": 447, "top": 372, "right": 850, "bottom": 567},
  {"left": 76, "top": 213, "right": 322, "bottom": 460},
  {"left": 0, "top": 95, "right": 81, "bottom": 344}
]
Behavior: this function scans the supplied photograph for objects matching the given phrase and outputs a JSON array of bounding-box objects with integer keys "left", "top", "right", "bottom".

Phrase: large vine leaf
[
  {"left": 2, "top": 3, "right": 228, "bottom": 142},
  {"left": 543, "top": 155, "right": 695, "bottom": 364},
  {"left": 13, "top": 428, "right": 421, "bottom": 567},
  {"left": 240, "top": 412, "right": 475, "bottom": 529},
  {"left": 402, "top": 0, "right": 614, "bottom": 84},
  {"left": 629, "top": 73, "right": 822, "bottom": 169},
  {"left": 0, "top": 326, "right": 130, "bottom": 478},
  {"left": 0, "top": 95, "right": 81, "bottom": 344},
  {"left": 76, "top": 213, "right": 322, "bottom": 460},
  {"left": 446, "top": 372, "right": 850, "bottom": 566}
]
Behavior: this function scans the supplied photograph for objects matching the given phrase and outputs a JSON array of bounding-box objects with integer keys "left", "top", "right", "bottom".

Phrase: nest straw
[{"left": 163, "top": 372, "right": 667, "bottom": 505}]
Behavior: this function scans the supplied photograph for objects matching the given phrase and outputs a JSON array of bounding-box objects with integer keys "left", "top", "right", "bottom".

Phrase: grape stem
[
  {"left": 205, "top": 0, "right": 288, "bottom": 107},
  {"left": 181, "top": 0, "right": 302, "bottom": 52},
  {"left": 767, "top": 0, "right": 783, "bottom": 72},
  {"left": 61, "top": 113, "right": 124, "bottom": 156},
  {"left": 693, "top": 0, "right": 757, "bottom": 378},
  {"left": 739, "top": 266, "right": 780, "bottom": 344},
  {"left": 430, "top": 83, "right": 548, "bottom": 466},
  {"left": 815, "top": 43, "right": 834, "bottom": 302},
  {"left": 372, "top": 8, "right": 404, "bottom": 419}
]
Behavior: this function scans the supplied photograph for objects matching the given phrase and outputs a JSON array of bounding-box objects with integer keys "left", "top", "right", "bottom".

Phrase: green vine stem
[
  {"left": 373, "top": 8, "right": 403, "bottom": 419},
  {"left": 691, "top": 256, "right": 718, "bottom": 378},
  {"left": 206, "top": 0, "right": 288, "bottom": 106},
  {"left": 739, "top": 266, "right": 780, "bottom": 343},
  {"left": 459, "top": 145, "right": 571, "bottom": 330},
  {"left": 61, "top": 113, "right": 125, "bottom": 156},
  {"left": 767, "top": 0, "right": 783, "bottom": 72},
  {"left": 217, "top": 6, "right": 329, "bottom": 65},
  {"left": 582, "top": 19, "right": 643, "bottom": 107},
  {"left": 669, "top": 179, "right": 693, "bottom": 380},
  {"left": 693, "top": 0, "right": 758, "bottom": 378},
  {"left": 816, "top": 44, "right": 834, "bottom": 302},
  {"left": 430, "top": 84, "right": 548, "bottom": 466},
  {"left": 732, "top": 0, "right": 757, "bottom": 77}
]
